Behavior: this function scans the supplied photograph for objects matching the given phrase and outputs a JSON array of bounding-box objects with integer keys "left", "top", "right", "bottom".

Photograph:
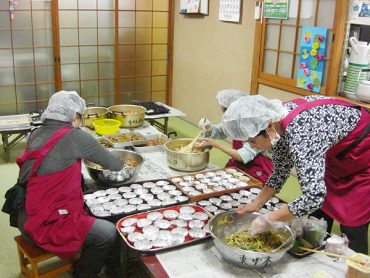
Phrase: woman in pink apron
[
  {"left": 197, "top": 89, "right": 274, "bottom": 183},
  {"left": 222, "top": 95, "right": 370, "bottom": 254},
  {"left": 13, "top": 91, "right": 123, "bottom": 277}
]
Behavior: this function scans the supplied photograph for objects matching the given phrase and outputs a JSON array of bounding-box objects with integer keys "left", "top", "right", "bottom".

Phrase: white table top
[
  {"left": 156, "top": 241, "right": 352, "bottom": 278},
  {"left": 144, "top": 102, "right": 186, "bottom": 119},
  {"left": 81, "top": 122, "right": 217, "bottom": 185}
]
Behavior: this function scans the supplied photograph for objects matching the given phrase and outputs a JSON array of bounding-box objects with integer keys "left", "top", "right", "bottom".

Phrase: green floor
[{"left": 0, "top": 117, "right": 368, "bottom": 278}]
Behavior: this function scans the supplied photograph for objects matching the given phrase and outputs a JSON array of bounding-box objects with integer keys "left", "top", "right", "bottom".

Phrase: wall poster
[
  {"left": 264, "top": 0, "right": 289, "bottom": 19},
  {"left": 296, "top": 26, "right": 327, "bottom": 93}
]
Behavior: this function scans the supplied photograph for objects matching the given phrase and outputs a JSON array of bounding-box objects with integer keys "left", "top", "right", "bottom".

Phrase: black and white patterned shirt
[{"left": 266, "top": 96, "right": 361, "bottom": 217}]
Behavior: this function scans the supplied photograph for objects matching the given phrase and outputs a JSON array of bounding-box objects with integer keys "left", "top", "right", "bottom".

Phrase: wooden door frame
[
  {"left": 250, "top": 0, "right": 349, "bottom": 97},
  {"left": 51, "top": 0, "right": 174, "bottom": 105}
]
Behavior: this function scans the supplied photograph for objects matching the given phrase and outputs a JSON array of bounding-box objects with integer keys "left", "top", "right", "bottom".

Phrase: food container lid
[
  {"left": 172, "top": 227, "right": 188, "bottom": 237},
  {"left": 179, "top": 206, "right": 196, "bottom": 214},
  {"left": 148, "top": 199, "right": 162, "bottom": 207},
  {"left": 118, "top": 186, "right": 132, "bottom": 193},
  {"left": 193, "top": 212, "right": 208, "bottom": 221},
  {"left": 147, "top": 211, "right": 164, "bottom": 221},
  {"left": 122, "top": 205, "right": 137, "bottom": 213},
  {"left": 189, "top": 220, "right": 205, "bottom": 229},
  {"left": 120, "top": 226, "right": 136, "bottom": 235},
  {"left": 143, "top": 182, "right": 156, "bottom": 188},
  {"left": 137, "top": 218, "right": 152, "bottom": 228},
  {"left": 170, "top": 219, "right": 187, "bottom": 228},
  {"left": 154, "top": 219, "right": 171, "bottom": 229},
  {"left": 129, "top": 197, "right": 144, "bottom": 205},
  {"left": 134, "top": 239, "right": 153, "bottom": 250},
  {"left": 137, "top": 204, "right": 152, "bottom": 211},
  {"left": 189, "top": 228, "right": 206, "bottom": 239},
  {"left": 163, "top": 210, "right": 179, "bottom": 220},
  {"left": 121, "top": 218, "right": 138, "bottom": 227},
  {"left": 127, "top": 232, "right": 145, "bottom": 243}
]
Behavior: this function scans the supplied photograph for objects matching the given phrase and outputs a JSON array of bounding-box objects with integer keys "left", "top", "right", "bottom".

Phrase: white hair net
[
  {"left": 221, "top": 95, "right": 287, "bottom": 140},
  {"left": 41, "top": 91, "right": 86, "bottom": 122},
  {"left": 216, "top": 89, "right": 246, "bottom": 109}
]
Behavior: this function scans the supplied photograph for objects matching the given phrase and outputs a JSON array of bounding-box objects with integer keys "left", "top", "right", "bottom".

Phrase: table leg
[
  {"left": 2, "top": 133, "right": 10, "bottom": 162},
  {"left": 163, "top": 117, "right": 168, "bottom": 135}
]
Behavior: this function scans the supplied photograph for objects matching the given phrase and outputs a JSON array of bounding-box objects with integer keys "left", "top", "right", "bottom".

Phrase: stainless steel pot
[
  {"left": 108, "top": 105, "right": 146, "bottom": 128},
  {"left": 209, "top": 211, "right": 295, "bottom": 269},
  {"left": 164, "top": 138, "right": 210, "bottom": 172},
  {"left": 83, "top": 149, "right": 144, "bottom": 187},
  {"left": 83, "top": 107, "right": 109, "bottom": 129}
]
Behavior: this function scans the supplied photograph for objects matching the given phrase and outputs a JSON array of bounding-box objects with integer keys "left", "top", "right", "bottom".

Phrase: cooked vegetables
[{"left": 224, "top": 230, "right": 283, "bottom": 252}]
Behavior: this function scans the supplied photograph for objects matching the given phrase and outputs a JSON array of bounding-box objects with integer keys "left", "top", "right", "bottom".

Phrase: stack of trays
[
  {"left": 117, "top": 204, "right": 211, "bottom": 253},
  {"left": 170, "top": 167, "right": 263, "bottom": 202},
  {"left": 103, "top": 132, "right": 148, "bottom": 148},
  {"left": 196, "top": 188, "right": 285, "bottom": 215},
  {"left": 84, "top": 179, "right": 189, "bottom": 221}
]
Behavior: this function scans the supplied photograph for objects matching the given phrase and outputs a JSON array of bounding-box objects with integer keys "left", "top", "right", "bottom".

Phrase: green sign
[{"left": 264, "top": 0, "right": 289, "bottom": 19}]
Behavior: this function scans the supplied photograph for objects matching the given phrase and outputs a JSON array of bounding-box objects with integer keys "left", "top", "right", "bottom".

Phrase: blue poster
[{"left": 296, "top": 26, "right": 327, "bottom": 93}]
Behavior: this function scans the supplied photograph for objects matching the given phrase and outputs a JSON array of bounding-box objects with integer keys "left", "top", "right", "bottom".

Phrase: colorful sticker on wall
[{"left": 296, "top": 26, "right": 327, "bottom": 93}]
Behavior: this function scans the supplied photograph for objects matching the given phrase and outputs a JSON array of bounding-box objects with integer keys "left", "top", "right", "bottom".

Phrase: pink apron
[
  {"left": 16, "top": 126, "right": 95, "bottom": 260},
  {"left": 225, "top": 140, "right": 274, "bottom": 183},
  {"left": 282, "top": 99, "right": 370, "bottom": 226}
]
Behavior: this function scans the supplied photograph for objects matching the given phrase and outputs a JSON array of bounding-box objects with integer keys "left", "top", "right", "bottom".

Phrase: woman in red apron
[
  {"left": 222, "top": 95, "right": 370, "bottom": 254},
  {"left": 198, "top": 89, "right": 274, "bottom": 183},
  {"left": 14, "top": 91, "right": 124, "bottom": 277}
]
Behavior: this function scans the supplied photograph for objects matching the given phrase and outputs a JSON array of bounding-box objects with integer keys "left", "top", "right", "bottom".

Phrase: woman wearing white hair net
[
  {"left": 222, "top": 95, "right": 370, "bottom": 254},
  {"left": 197, "top": 89, "right": 274, "bottom": 183},
  {"left": 5, "top": 91, "right": 123, "bottom": 277}
]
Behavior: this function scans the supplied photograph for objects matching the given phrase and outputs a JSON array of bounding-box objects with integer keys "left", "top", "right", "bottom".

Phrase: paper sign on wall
[
  {"left": 219, "top": 0, "right": 241, "bottom": 22},
  {"left": 296, "top": 26, "right": 327, "bottom": 93},
  {"left": 264, "top": 0, "right": 289, "bottom": 19}
]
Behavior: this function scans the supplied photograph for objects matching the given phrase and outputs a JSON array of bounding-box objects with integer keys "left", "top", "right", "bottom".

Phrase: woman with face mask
[
  {"left": 6, "top": 91, "right": 124, "bottom": 277},
  {"left": 197, "top": 89, "right": 274, "bottom": 183},
  {"left": 222, "top": 95, "right": 370, "bottom": 254}
]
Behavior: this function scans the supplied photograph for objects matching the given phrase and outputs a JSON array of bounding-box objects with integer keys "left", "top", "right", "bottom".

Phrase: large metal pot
[
  {"left": 83, "top": 107, "right": 109, "bottom": 129},
  {"left": 209, "top": 211, "right": 295, "bottom": 269},
  {"left": 108, "top": 105, "right": 146, "bottom": 128},
  {"left": 164, "top": 138, "right": 209, "bottom": 172}
]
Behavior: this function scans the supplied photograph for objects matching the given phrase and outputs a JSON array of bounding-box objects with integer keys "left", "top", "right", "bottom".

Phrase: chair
[{"left": 14, "top": 235, "right": 72, "bottom": 278}]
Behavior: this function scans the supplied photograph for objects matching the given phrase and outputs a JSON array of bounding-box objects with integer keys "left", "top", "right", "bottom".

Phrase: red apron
[
  {"left": 225, "top": 140, "right": 274, "bottom": 184},
  {"left": 282, "top": 99, "right": 370, "bottom": 226},
  {"left": 16, "top": 126, "right": 95, "bottom": 260}
]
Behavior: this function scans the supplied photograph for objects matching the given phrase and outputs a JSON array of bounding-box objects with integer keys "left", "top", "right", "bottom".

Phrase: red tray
[{"left": 116, "top": 204, "right": 212, "bottom": 254}]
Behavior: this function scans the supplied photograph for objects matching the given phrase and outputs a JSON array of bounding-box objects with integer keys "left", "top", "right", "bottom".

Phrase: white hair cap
[
  {"left": 221, "top": 95, "right": 287, "bottom": 140},
  {"left": 41, "top": 91, "right": 86, "bottom": 122},
  {"left": 216, "top": 89, "right": 246, "bottom": 109}
]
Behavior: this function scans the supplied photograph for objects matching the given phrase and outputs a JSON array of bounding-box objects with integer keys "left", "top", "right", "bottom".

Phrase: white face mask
[{"left": 267, "top": 128, "right": 281, "bottom": 147}]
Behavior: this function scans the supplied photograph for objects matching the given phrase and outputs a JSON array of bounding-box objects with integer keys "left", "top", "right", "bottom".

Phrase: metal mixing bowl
[
  {"left": 108, "top": 105, "right": 146, "bottom": 128},
  {"left": 83, "top": 149, "right": 144, "bottom": 186},
  {"left": 164, "top": 138, "right": 210, "bottom": 172},
  {"left": 209, "top": 211, "right": 295, "bottom": 269}
]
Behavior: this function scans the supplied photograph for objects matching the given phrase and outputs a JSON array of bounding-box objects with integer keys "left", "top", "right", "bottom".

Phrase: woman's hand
[
  {"left": 197, "top": 138, "right": 218, "bottom": 148},
  {"left": 236, "top": 202, "right": 262, "bottom": 215}
]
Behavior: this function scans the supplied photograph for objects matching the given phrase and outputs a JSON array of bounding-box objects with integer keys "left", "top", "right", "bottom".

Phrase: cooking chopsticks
[
  {"left": 179, "top": 131, "right": 203, "bottom": 153},
  {"left": 299, "top": 247, "right": 369, "bottom": 267}
]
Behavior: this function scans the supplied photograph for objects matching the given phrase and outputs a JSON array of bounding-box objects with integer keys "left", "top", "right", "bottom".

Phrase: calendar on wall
[{"left": 219, "top": 0, "right": 241, "bottom": 22}]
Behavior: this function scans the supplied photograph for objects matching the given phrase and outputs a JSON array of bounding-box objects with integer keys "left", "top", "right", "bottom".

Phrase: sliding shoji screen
[
  {"left": 58, "top": 0, "right": 116, "bottom": 106},
  {"left": 252, "top": 0, "right": 348, "bottom": 96},
  {"left": 118, "top": 0, "right": 170, "bottom": 103},
  {"left": 0, "top": 0, "right": 54, "bottom": 115}
]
